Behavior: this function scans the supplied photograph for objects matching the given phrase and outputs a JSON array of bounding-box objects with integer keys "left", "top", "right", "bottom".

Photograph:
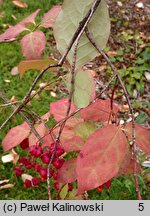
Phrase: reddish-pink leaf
[
  {"left": 61, "top": 136, "right": 85, "bottom": 152},
  {"left": 2, "top": 123, "right": 30, "bottom": 151},
  {"left": 80, "top": 99, "right": 119, "bottom": 122},
  {"left": 0, "top": 24, "right": 25, "bottom": 42},
  {"left": 20, "top": 9, "right": 40, "bottom": 25},
  {"left": 50, "top": 98, "right": 75, "bottom": 121},
  {"left": 58, "top": 158, "right": 77, "bottom": 184},
  {"left": 41, "top": 5, "right": 62, "bottom": 28},
  {"left": 125, "top": 123, "right": 150, "bottom": 154},
  {"left": 0, "top": 9, "right": 40, "bottom": 42},
  {"left": 29, "top": 123, "right": 47, "bottom": 146},
  {"left": 20, "top": 30, "right": 46, "bottom": 60},
  {"left": 76, "top": 125, "right": 127, "bottom": 194},
  {"left": 50, "top": 98, "right": 82, "bottom": 127},
  {"left": 117, "top": 147, "right": 141, "bottom": 176}
]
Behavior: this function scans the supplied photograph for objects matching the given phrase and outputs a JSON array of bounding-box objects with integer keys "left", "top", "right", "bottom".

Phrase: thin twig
[
  {"left": 0, "top": 0, "right": 102, "bottom": 132},
  {"left": 0, "top": 101, "right": 21, "bottom": 107},
  {"left": 0, "top": 91, "right": 42, "bottom": 144},
  {"left": 47, "top": 0, "right": 102, "bottom": 200},
  {"left": 85, "top": 27, "right": 141, "bottom": 200}
]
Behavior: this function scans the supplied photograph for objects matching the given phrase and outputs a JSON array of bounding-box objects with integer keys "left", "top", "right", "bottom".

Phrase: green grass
[
  {"left": 0, "top": 0, "right": 150, "bottom": 200},
  {"left": 0, "top": 0, "right": 60, "bottom": 200}
]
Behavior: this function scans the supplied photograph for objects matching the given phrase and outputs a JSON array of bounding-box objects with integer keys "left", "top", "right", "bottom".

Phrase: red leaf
[
  {"left": 50, "top": 98, "right": 82, "bottom": 127},
  {"left": 61, "top": 135, "right": 85, "bottom": 152},
  {"left": 20, "top": 9, "right": 40, "bottom": 25},
  {"left": 80, "top": 99, "right": 119, "bottom": 122},
  {"left": 0, "top": 9, "right": 40, "bottom": 42},
  {"left": 125, "top": 123, "right": 150, "bottom": 154},
  {"left": 41, "top": 5, "right": 62, "bottom": 28},
  {"left": 29, "top": 123, "right": 47, "bottom": 146},
  {"left": 21, "top": 30, "right": 46, "bottom": 60},
  {"left": 2, "top": 123, "right": 30, "bottom": 151},
  {"left": 117, "top": 147, "right": 141, "bottom": 175},
  {"left": 76, "top": 125, "right": 127, "bottom": 194},
  {"left": 0, "top": 24, "right": 25, "bottom": 42},
  {"left": 58, "top": 158, "right": 77, "bottom": 184}
]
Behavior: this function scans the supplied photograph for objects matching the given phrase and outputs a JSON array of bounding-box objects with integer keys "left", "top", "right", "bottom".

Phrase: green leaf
[
  {"left": 66, "top": 69, "right": 95, "bottom": 108},
  {"left": 60, "top": 184, "right": 68, "bottom": 200},
  {"left": 74, "top": 121, "right": 98, "bottom": 141},
  {"left": 54, "top": 0, "right": 110, "bottom": 68}
]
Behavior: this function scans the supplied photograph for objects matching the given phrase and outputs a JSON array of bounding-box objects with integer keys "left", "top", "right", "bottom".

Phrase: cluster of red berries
[
  {"left": 13, "top": 139, "right": 71, "bottom": 191},
  {"left": 97, "top": 180, "right": 111, "bottom": 193}
]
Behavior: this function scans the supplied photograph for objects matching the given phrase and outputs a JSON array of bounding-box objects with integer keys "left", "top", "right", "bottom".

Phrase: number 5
[{"left": 138, "top": 203, "right": 144, "bottom": 211}]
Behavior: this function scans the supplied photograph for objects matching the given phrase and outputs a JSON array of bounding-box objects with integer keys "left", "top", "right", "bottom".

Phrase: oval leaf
[
  {"left": 76, "top": 125, "right": 127, "bottom": 194},
  {"left": 80, "top": 99, "right": 119, "bottom": 121},
  {"left": 2, "top": 123, "right": 30, "bottom": 152},
  {"left": 21, "top": 30, "right": 46, "bottom": 60},
  {"left": 125, "top": 122, "right": 150, "bottom": 154},
  {"left": 54, "top": 0, "right": 110, "bottom": 67},
  {"left": 41, "top": 5, "right": 62, "bottom": 28}
]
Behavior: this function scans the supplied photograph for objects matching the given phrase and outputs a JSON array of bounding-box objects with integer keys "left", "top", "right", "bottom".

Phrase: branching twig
[
  {"left": 85, "top": 27, "right": 141, "bottom": 200},
  {"left": 0, "top": 91, "right": 42, "bottom": 143},
  {"left": 0, "top": 0, "right": 102, "bottom": 132}
]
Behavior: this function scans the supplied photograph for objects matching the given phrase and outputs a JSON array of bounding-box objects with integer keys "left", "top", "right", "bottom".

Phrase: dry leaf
[
  {"left": 21, "top": 173, "right": 33, "bottom": 182},
  {"left": 136, "top": 2, "right": 144, "bottom": 9},
  {"left": 10, "top": 96, "right": 16, "bottom": 102},
  {"left": 119, "top": 104, "right": 129, "bottom": 112},
  {"left": 1, "top": 149, "right": 19, "bottom": 164},
  {"left": 0, "top": 179, "right": 9, "bottom": 185},
  {"left": 4, "top": 80, "right": 11, "bottom": 83},
  {"left": 51, "top": 91, "right": 56, "bottom": 97},
  {"left": 11, "top": 66, "right": 19, "bottom": 76},
  {"left": 12, "top": 0, "right": 28, "bottom": 8},
  {"left": 0, "top": 184, "right": 14, "bottom": 189}
]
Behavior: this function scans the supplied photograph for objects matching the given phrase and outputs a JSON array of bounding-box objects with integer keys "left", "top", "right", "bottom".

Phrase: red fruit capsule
[
  {"left": 20, "top": 138, "right": 29, "bottom": 150},
  {"left": 53, "top": 172, "right": 58, "bottom": 180},
  {"left": 54, "top": 181, "right": 59, "bottom": 191},
  {"left": 24, "top": 179, "right": 32, "bottom": 188},
  {"left": 39, "top": 168, "right": 47, "bottom": 180},
  {"left": 105, "top": 180, "right": 111, "bottom": 189},
  {"left": 32, "top": 177, "right": 40, "bottom": 186},
  {"left": 29, "top": 145, "right": 43, "bottom": 158},
  {"left": 52, "top": 158, "right": 64, "bottom": 169},
  {"left": 97, "top": 184, "right": 105, "bottom": 193},
  {"left": 41, "top": 154, "right": 50, "bottom": 165},
  {"left": 13, "top": 167, "right": 23, "bottom": 177},
  {"left": 68, "top": 183, "right": 73, "bottom": 191}
]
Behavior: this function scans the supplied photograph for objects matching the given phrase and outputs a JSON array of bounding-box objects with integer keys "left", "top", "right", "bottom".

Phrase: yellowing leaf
[
  {"left": 54, "top": 0, "right": 110, "bottom": 67},
  {"left": 60, "top": 184, "right": 68, "bottom": 200},
  {"left": 18, "top": 58, "right": 56, "bottom": 79}
]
